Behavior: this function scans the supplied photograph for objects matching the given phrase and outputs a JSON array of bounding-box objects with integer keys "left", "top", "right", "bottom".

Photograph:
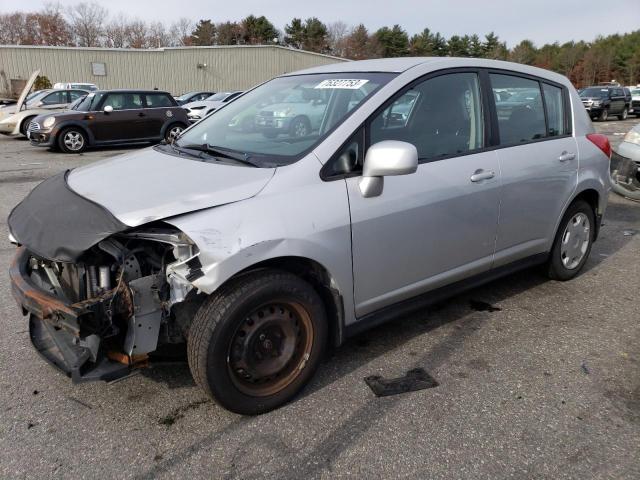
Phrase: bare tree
[
  {"left": 147, "top": 21, "right": 169, "bottom": 48},
  {"left": 0, "top": 13, "right": 28, "bottom": 44},
  {"left": 104, "top": 14, "right": 128, "bottom": 48},
  {"left": 327, "top": 21, "right": 349, "bottom": 57},
  {"left": 169, "top": 18, "right": 194, "bottom": 46},
  {"left": 39, "top": 3, "right": 73, "bottom": 46},
  {"left": 68, "top": 2, "right": 107, "bottom": 47},
  {"left": 125, "top": 20, "right": 148, "bottom": 49}
]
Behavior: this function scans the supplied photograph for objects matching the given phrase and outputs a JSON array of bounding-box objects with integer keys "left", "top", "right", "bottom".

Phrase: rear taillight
[{"left": 586, "top": 133, "right": 611, "bottom": 159}]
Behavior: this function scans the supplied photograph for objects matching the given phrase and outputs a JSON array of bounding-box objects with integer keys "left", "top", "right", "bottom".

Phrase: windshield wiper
[{"left": 175, "top": 143, "right": 259, "bottom": 167}]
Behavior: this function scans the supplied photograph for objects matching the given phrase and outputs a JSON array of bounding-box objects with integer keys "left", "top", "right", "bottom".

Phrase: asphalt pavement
[{"left": 0, "top": 119, "right": 639, "bottom": 479}]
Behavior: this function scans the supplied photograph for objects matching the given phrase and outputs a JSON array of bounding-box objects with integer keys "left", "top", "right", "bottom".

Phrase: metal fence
[{"left": 0, "top": 45, "right": 346, "bottom": 96}]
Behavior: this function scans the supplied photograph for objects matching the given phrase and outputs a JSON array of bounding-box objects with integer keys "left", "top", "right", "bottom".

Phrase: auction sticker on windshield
[{"left": 314, "top": 79, "right": 369, "bottom": 89}]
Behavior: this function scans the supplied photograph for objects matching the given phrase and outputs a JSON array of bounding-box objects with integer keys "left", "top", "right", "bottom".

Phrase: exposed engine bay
[{"left": 17, "top": 224, "right": 204, "bottom": 382}]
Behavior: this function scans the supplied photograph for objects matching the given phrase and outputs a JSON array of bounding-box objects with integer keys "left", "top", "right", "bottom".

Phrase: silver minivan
[{"left": 8, "top": 58, "right": 611, "bottom": 414}]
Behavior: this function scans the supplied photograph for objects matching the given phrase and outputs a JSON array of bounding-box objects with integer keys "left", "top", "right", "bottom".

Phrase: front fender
[{"left": 164, "top": 155, "right": 356, "bottom": 325}]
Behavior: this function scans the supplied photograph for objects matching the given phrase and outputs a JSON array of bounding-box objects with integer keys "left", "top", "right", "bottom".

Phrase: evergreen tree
[{"left": 190, "top": 19, "right": 216, "bottom": 46}]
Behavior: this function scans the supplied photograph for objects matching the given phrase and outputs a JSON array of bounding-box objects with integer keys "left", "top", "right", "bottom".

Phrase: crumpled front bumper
[{"left": 10, "top": 247, "right": 142, "bottom": 383}]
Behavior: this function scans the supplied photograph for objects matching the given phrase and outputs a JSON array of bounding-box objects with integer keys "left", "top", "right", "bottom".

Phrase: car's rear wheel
[
  {"left": 546, "top": 200, "right": 595, "bottom": 281},
  {"left": 20, "top": 116, "right": 36, "bottom": 137},
  {"left": 58, "top": 127, "right": 87, "bottom": 153},
  {"left": 165, "top": 123, "right": 186, "bottom": 143},
  {"left": 187, "top": 270, "right": 327, "bottom": 415},
  {"left": 618, "top": 107, "right": 628, "bottom": 120}
]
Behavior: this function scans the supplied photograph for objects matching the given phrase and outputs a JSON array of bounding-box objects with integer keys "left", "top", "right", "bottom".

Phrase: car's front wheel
[
  {"left": 187, "top": 270, "right": 327, "bottom": 415},
  {"left": 289, "top": 116, "right": 311, "bottom": 138},
  {"left": 58, "top": 127, "right": 87, "bottom": 153},
  {"left": 165, "top": 123, "right": 186, "bottom": 143},
  {"left": 546, "top": 200, "right": 595, "bottom": 281},
  {"left": 598, "top": 108, "right": 609, "bottom": 121}
]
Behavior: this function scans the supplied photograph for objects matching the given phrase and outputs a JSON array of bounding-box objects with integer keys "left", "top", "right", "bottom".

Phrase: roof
[
  {"left": 0, "top": 44, "right": 346, "bottom": 62},
  {"left": 285, "top": 57, "right": 571, "bottom": 85},
  {"left": 93, "top": 89, "right": 172, "bottom": 94}
]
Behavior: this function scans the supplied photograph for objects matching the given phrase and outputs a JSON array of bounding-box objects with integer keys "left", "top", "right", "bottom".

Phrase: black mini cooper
[{"left": 27, "top": 90, "right": 190, "bottom": 153}]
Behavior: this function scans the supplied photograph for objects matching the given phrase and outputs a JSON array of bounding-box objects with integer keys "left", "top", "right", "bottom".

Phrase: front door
[
  {"left": 346, "top": 71, "right": 501, "bottom": 317},
  {"left": 90, "top": 92, "right": 145, "bottom": 142}
]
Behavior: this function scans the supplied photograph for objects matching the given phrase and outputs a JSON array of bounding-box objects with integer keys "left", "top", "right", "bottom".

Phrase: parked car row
[{"left": 0, "top": 74, "right": 190, "bottom": 153}]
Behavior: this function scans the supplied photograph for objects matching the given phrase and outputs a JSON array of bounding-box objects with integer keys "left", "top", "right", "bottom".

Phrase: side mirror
[
  {"left": 359, "top": 140, "right": 418, "bottom": 198},
  {"left": 104, "top": 105, "right": 113, "bottom": 113},
  {"left": 35, "top": 101, "right": 44, "bottom": 107}
]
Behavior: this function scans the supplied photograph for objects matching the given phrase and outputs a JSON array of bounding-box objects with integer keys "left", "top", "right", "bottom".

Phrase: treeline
[{"left": 1, "top": 2, "right": 639, "bottom": 86}]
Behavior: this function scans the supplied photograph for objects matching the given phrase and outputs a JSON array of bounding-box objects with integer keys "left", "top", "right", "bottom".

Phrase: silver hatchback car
[{"left": 8, "top": 58, "right": 611, "bottom": 414}]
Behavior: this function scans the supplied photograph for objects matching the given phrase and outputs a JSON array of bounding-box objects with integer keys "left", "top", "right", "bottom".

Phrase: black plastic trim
[{"left": 343, "top": 253, "right": 549, "bottom": 340}]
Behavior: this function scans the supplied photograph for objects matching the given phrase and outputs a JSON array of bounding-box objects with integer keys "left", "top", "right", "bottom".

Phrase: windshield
[
  {"left": 206, "top": 92, "right": 234, "bottom": 101},
  {"left": 177, "top": 73, "right": 395, "bottom": 166},
  {"left": 177, "top": 92, "right": 197, "bottom": 101},
  {"left": 632, "top": 89, "right": 640, "bottom": 96},
  {"left": 74, "top": 92, "right": 105, "bottom": 112},
  {"left": 580, "top": 88, "right": 609, "bottom": 98}
]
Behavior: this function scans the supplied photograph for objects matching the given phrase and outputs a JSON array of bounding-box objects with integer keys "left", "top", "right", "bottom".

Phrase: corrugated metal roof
[{"left": 0, "top": 45, "right": 347, "bottom": 96}]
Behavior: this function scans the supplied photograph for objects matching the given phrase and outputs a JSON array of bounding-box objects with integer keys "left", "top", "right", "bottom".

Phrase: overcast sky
[{"left": 10, "top": 0, "right": 640, "bottom": 47}]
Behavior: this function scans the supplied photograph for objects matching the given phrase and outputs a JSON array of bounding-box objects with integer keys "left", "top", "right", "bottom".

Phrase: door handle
[
  {"left": 138, "top": 112, "right": 146, "bottom": 117},
  {"left": 558, "top": 151, "right": 576, "bottom": 162},
  {"left": 470, "top": 169, "right": 495, "bottom": 182}
]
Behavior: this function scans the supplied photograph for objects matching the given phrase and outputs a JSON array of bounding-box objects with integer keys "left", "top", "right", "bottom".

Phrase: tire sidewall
[
  {"left": 165, "top": 123, "right": 185, "bottom": 143},
  {"left": 57, "top": 127, "right": 87, "bottom": 153},
  {"left": 548, "top": 200, "right": 595, "bottom": 280},
  {"left": 20, "top": 116, "right": 35, "bottom": 136},
  {"left": 196, "top": 273, "right": 327, "bottom": 414},
  {"left": 289, "top": 116, "right": 310, "bottom": 137}
]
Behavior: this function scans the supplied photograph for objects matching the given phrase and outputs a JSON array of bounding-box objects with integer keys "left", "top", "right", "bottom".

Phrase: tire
[
  {"left": 546, "top": 200, "right": 595, "bottom": 281},
  {"left": 20, "top": 116, "right": 36, "bottom": 137},
  {"left": 164, "top": 123, "right": 186, "bottom": 143},
  {"left": 187, "top": 269, "right": 327, "bottom": 415},
  {"left": 57, "top": 127, "right": 87, "bottom": 153},
  {"left": 598, "top": 108, "right": 609, "bottom": 121},
  {"left": 618, "top": 107, "right": 628, "bottom": 120},
  {"left": 289, "top": 116, "right": 311, "bottom": 138}
]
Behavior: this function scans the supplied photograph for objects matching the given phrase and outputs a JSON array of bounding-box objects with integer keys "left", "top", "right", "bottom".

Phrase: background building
[{"left": 0, "top": 45, "right": 346, "bottom": 96}]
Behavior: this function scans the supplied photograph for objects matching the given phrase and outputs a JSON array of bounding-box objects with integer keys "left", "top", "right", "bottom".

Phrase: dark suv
[
  {"left": 579, "top": 86, "right": 630, "bottom": 121},
  {"left": 27, "top": 90, "right": 189, "bottom": 153}
]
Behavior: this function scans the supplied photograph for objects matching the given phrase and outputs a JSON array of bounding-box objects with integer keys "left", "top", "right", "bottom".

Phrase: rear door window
[
  {"left": 490, "top": 74, "right": 546, "bottom": 145},
  {"left": 145, "top": 93, "right": 174, "bottom": 108}
]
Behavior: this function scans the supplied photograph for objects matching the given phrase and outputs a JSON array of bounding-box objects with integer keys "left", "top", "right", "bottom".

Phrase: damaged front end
[{"left": 10, "top": 226, "right": 202, "bottom": 383}]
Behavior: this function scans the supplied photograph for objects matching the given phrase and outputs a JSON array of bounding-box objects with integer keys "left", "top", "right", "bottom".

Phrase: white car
[
  {"left": 53, "top": 82, "right": 98, "bottom": 91},
  {"left": 0, "top": 76, "right": 88, "bottom": 136},
  {"left": 183, "top": 91, "right": 243, "bottom": 123}
]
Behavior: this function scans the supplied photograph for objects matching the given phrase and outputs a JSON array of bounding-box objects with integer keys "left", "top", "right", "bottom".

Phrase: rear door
[
  {"left": 346, "top": 71, "right": 501, "bottom": 317},
  {"left": 489, "top": 72, "right": 577, "bottom": 267},
  {"left": 143, "top": 93, "right": 176, "bottom": 138}
]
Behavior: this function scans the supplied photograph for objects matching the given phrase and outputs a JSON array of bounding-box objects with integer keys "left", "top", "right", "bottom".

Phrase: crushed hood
[
  {"left": 68, "top": 146, "right": 275, "bottom": 227},
  {"left": 8, "top": 147, "right": 275, "bottom": 262}
]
